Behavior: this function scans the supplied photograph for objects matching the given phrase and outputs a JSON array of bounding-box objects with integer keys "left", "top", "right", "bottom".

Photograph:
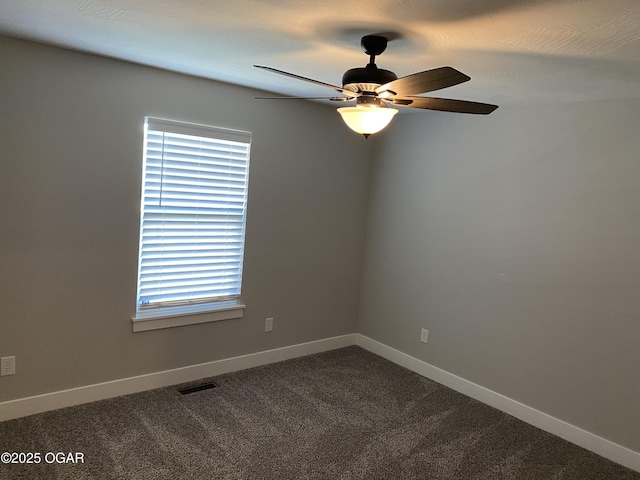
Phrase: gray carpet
[{"left": 1, "top": 346, "right": 638, "bottom": 479}]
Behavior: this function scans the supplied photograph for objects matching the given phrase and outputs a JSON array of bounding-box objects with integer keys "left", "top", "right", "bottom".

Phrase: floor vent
[{"left": 178, "top": 382, "right": 218, "bottom": 395}]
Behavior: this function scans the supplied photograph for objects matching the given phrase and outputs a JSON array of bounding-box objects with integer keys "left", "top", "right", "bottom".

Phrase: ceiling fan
[{"left": 255, "top": 35, "right": 498, "bottom": 138}]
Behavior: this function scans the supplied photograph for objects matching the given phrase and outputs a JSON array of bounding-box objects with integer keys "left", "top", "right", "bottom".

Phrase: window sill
[{"left": 131, "top": 301, "right": 245, "bottom": 332}]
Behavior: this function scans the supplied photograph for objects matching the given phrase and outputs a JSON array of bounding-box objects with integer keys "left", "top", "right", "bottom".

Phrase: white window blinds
[{"left": 136, "top": 117, "right": 251, "bottom": 311}]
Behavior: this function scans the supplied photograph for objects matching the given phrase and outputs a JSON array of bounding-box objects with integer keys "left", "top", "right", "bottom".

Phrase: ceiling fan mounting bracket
[{"left": 361, "top": 35, "right": 388, "bottom": 57}]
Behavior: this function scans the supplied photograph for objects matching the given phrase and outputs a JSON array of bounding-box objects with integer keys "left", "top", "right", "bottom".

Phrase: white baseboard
[
  {"left": 355, "top": 333, "right": 640, "bottom": 473},
  {"left": 2, "top": 332, "right": 637, "bottom": 473},
  {"left": 0, "top": 333, "right": 356, "bottom": 422}
]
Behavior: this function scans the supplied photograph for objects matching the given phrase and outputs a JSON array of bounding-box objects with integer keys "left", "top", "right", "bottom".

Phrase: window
[{"left": 132, "top": 117, "right": 251, "bottom": 332}]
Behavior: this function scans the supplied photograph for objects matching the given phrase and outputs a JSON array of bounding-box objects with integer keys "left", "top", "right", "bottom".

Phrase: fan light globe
[{"left": 337, "top": 106, "right": 398, "bottom": 136}]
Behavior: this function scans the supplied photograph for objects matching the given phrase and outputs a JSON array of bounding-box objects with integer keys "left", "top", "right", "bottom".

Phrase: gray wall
[
  {"left": 360, "top": 101, "right": 640, "bottom": 452},
  {"left": 0, "top": 36, "right": 371, "bottom": 401},
  {"left": 2, "top": 33, "right": 638, "bottom": 457}
]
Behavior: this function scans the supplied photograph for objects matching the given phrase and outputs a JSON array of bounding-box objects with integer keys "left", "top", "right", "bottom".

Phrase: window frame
[{"left": 131, "top": 117, "right": 250, "bottom": 332}]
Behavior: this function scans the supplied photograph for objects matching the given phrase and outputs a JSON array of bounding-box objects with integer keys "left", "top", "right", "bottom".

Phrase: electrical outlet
[
  {"left": 1, "top": 356, "right": 16, "bottom": 376},
  {"left": 265, "top": 317, "right": 273, "bottom": 332},
  {"left": 420, "top": 329, "right": 429, "bottom": 344}
]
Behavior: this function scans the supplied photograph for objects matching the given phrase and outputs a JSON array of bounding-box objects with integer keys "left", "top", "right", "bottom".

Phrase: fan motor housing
[{"left": 342, "top": 66, "right": 397, "bottom": 91}]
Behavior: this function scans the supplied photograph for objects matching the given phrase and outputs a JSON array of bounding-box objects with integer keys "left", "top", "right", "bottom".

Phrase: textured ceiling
[{"left": 1, "top": 0, "right": 640, "bottom": 106}]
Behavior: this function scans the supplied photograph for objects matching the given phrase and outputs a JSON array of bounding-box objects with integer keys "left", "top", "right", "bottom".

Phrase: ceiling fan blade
[
  {"left": 376, "top": 67, "right": 470, "bottom": 97},
  {"left": 255, "top": 96, "right": 352, "bottom": 101},
  {"left": 387, "top": 97, "right": 498, "bottom": 114},
  {"left": 254, "top": 65, "right": 359, "bottom": 97}
]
